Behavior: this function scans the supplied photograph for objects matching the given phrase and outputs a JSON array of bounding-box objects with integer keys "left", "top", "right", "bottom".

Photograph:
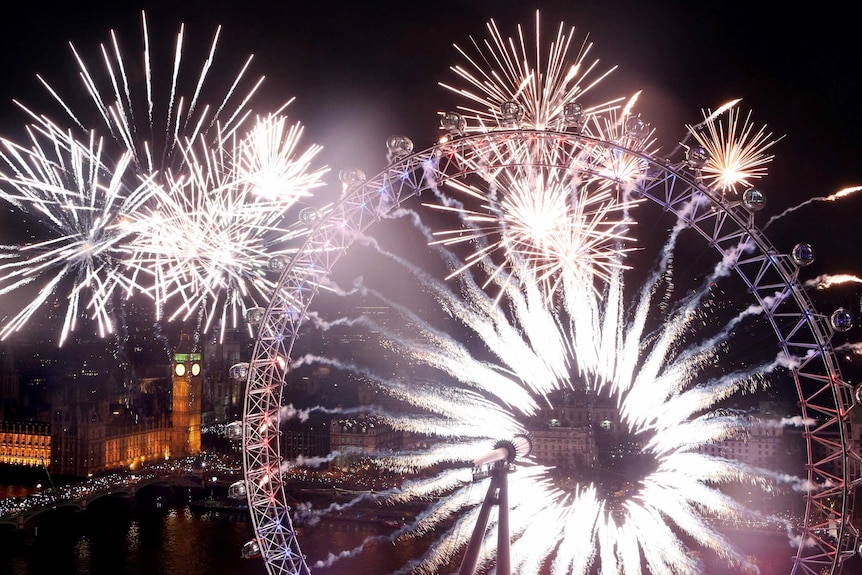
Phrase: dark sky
[{"left": 0, "top": 0, "right": 860, "bottom": 273}]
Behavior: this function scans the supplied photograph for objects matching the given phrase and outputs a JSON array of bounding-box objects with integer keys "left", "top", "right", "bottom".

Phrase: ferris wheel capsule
[
  {"left": 625, "top": 115, "right": 649, "bottom": 140},
  {"left": 562, "top": 101, "right": 585, "bottom": 132},
  {"left": 241, "top": 539, "right": 261, "bottom": 559},
  {"left": 386, "top": 135, "right": 414, "bottom": 163},
  {"left": 440, "top": 111, "right": 466, "bottom": 135},
  {"left": 830, "top": 308, "right": 853, "bottom": 332},
  {"left": 742, "top": 188, "right": 766, "bottom": 211},
  {"left": 298, "top": 207, "right": 320, "bottom": 223},
  {"left": 339, "top": 167, "right": 367, "bottom": 187},
  {"left": 267, "top": 255, "right": 288, "bottom": 272},
  {"left": 229, "top": 362, "right": 250, "bottom": 380},
  {"left": 791, "top": 243, "right": 815, "bottom": 266},
  {"left": 226, "top": 421, "right": 243, "bottom": 441},
  {"left": 686, "top": 145, "right": 709, "bottom": 169},
  {"left": 499, "top": 100, "right": 524, "bottom": 127},
  {"left": 228, "top": 479, "right": 247, "bottom": 499},
  {"left": 245, "top": 307, "right": 265, "bottom": 325}
]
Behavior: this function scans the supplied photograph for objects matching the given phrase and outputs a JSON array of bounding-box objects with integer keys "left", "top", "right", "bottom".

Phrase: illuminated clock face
[
  {"left": 191, "top": 363, "right": 201, "bottom": 376},
  {"left": 174, "top": 363, "right": 186, "bottom": 377}
]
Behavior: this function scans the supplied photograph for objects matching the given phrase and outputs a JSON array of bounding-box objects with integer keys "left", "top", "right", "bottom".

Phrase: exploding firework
[
  {"left": 126, "top": 112, "right": 328, "bottom": 340},
  {"left": 439, "top": 13, "right": 625, "bottom": 132},
  {"left": 686, "top": 105, "right": 781, "bottom": 195},
  {"left": 0, "top": 128, "right": 151, "bottom": 345},
  {"left": 429, "top": 13, "right": 656, "bottom": 297},
  {"left": 0, "top": 13, "right": 327, "bottom": 343},
  {"left": 18, "top": 11, "right": 265, "bottom": 174},
  {"left": 280, "top": 180, "right": 799, "bottom": 575}
]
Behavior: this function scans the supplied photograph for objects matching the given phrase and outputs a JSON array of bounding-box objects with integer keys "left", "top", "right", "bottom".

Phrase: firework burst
[
  {"left": 686, "top": 105, "right": 781, "bottom": 194},
  {"left": 19, "top": 11, "right": 265, "bottom": 174},
  {"left": 0, "top": 14, "right": 327, "bottom": 343},
  {"left": 440, "top": 12, "right": 635, "bottom": 135},
  {"left": 126, "top": 112, "right": 327, "bottom": 340},
  {"left": 430, "top": 14, "right": 660, "bottom": 298},
  {"left": 287, "top": 192, "right": 797, "bottom": 574},
  {"left": 244, "top": 13, "right": 849, "bottom": 574},
  {"left": 0, "top": 127, "right": 152, "bottom": 344}
]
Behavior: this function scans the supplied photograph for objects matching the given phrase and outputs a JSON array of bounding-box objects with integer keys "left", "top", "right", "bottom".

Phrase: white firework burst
[
  {"left": 430, "top": 14, "right": 660, "bottom": 298},
  {"left": 126, "top": 113, "right": 327, "bottom": 341},
  {"left": 0, "top": 13, "right": 326, "bottom": 343},
  {"left": 686, "top": 105, "right": 781, "bottom": 194},
  {"left": 0, "top": 127, "right": 151, "bottom": 345},
  {"left": 290, "top": 195, "right": 791, "bottom": 574}
]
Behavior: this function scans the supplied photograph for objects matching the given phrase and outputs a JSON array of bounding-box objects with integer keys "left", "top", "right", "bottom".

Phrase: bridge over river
[{"left": 0, "top": 454, "right": 239, "bottom": 531}]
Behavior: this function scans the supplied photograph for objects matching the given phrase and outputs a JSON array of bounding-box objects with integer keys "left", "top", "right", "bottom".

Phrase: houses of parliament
[{"left": 0, "top": 301, "right": 246, "bottom": 478}]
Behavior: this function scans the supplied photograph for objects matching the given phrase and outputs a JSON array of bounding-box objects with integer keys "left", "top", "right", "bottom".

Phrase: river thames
[
  {"left": 1, "top": 481, "right": 860, "bottom": 575},
  {"left": 0, "top": 481, "right": 433, "bottom": 575}
]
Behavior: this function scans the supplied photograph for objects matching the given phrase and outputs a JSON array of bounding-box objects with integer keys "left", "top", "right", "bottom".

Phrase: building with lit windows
[
  {"left": 0, "top": 421, "right": 50, "bottom": 467},
  {"left": 329, "top": 414, "right": 401, "bottom": 472}
]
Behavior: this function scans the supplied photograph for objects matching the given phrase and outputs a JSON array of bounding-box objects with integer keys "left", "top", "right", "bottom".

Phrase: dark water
[
  {"left": 1, "top": 497, "right": 264, "bottom": 575},
  {"left": 0, "top": 485, "right": 429, "bottom": 575},
  {"left": 1, "top": 485, "right": 859, "bottom": 575}
]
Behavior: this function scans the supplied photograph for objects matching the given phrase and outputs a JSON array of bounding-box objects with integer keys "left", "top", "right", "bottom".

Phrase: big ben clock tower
[{"left": 171, "top": 334, "right": 203, "bottom": 457}]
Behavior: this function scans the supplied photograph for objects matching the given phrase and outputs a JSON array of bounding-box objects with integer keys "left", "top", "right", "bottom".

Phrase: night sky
[
  {"left": 1, "top": 1, "right": 859, "bottom": 271},
  {"left": 0, "top": 1, "right": 859, "bottom": 273}
]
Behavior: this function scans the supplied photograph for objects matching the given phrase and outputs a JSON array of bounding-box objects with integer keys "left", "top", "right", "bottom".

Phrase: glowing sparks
[
  {"left": 765, "top": 184, "right": 862, "bottom": 228},
  {"left": 0, "top": 15, "right": 326, "bottom": 343},
  {"left": 687, "top": 106, "right": 781, "bottom": 194},
  {"left": 440, "top": 11, "right": 634, "bottom": 137},
  {"left": 0, "top": 129, "right": 151, "bottom": 345},
  {"left": 804, "top": 273, "right": 862, "bottom": 290},
  {"left": 827, "top": 185, "right": 862, "bottom": 200},
  {"left": 274, "top": 16, "right": 829, "bottom": 573},
  {"left": 427, "top": 13, "right": 662, "bottom": 297},
  {"left": 426, "top": 157, "right": 639, "bottom": 297},
  {"left": 238, "top": 112, "right": 326, "bottom": 200},
  {"left": 125, "top": 113, "right": 327, "bottom": 340}
]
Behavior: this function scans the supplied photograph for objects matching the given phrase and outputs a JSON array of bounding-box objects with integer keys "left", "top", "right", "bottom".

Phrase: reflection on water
[
  {"left": 0, "top": 487, "right": 427, "bottom": 575},
  {"left": 1, "top": 485, "right": 860, "bottom": 575},
  {"left": 1, "top": 495, "right": 268, "bottom": 575}
]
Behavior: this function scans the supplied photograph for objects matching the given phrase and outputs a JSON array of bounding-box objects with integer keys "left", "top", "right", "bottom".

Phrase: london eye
[{"left": 241, "top": 15, "right": 860, "bottom": 575}]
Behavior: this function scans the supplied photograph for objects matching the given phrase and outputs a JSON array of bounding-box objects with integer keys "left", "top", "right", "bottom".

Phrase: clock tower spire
[{"left": 171, "top": 333, "right": 203, "bottom": 457}]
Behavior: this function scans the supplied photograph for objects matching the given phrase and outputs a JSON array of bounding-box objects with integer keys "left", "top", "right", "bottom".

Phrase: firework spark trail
[
  {"left": 345, "top": 230, "right": 571, "bottom": 407},
  {"left": 26, "top": 12, "right": 265, "bottom": 174},
  {"left": 565, "top": 191, "right": 708, "bottom": 393},
  {"left": 804, "top": 273, "right": 862, "bottom": 289},
  {"left": 426, "top": 140, "right": 643, "bottom": 299},
  {"left": 125, "top": 113, "right": 326, "bottom": 341},
  {"left": 388, "top": 490, "right": 485, "bottom": 575},
  {"left": 388, "top": 206, "right": 578, "bottom": 388},
  {"left": 764, "top": 185, "right": 862, "bottom": 229},
  {"left": 281, "top": 15, "right": 796, "bottom": 574},
  {"left": 310, "top": 481, "right": 489, "bottom": 572},
  {"left": 440, "top": 13, "right": 622, "bottom": 131},
  {"left": 277, "top": 403, "right": 369, "bottom": 424},
  {"left": 289, "top": 352, "right": 522, "bottom": 441},
  {"left": 552, "top": 486, "right": 601, "bottom": 575},
  {"left": 432, "top": 10, "right": 658, "bottom": 303}
]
